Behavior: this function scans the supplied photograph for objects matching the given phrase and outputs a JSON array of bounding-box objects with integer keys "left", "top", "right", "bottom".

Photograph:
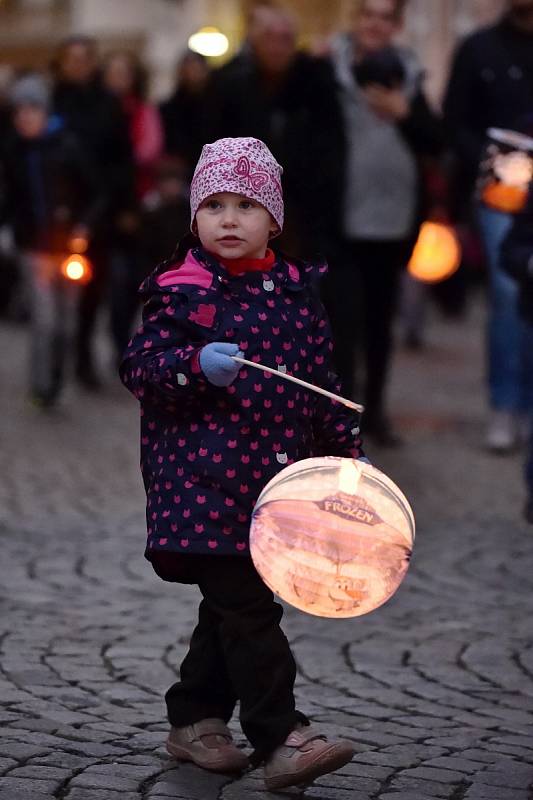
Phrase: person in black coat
[
  {"left": 444, "top": 0, "right": 533, "bottom": 453},
  {"left": 501, "top": 185, "right": 533, "bottom": 523},
  {"left": 444, "top": 1, "right": 533, "bottom": 202},
  {"left": 204, "top": 6, "right": 346, "bottom": 262},
  {"left": 0, "top": 73, "right": 104, "bottom": 406},
  {"left": 51, "top": 36, "right": 134, "bottom": 388},
  {"left": 159, "top": 50, "right": 211, "bottom": 179}
]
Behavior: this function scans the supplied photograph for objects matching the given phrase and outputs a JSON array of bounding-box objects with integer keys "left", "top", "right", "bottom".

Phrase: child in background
[
  {"left": 1, "top": 73, "right": 102, "bottom": 407},
  {"left": 120, "top": 137, "right": 366, "bottom": 789},
  {"left": 501, "top": 186, "right": 533, "bottom": 523}
]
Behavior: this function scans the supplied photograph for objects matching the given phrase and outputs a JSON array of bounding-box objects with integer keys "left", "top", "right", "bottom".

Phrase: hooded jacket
[{"left": 120, "top": 245, "right": 365, "bottom": 558}]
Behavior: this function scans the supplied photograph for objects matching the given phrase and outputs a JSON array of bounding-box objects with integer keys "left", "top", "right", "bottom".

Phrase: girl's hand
[{"left": 199, "top": 342, "right": 243, "bottom": 387}]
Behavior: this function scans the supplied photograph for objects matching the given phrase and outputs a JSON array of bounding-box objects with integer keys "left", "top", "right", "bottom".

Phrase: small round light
[
  {"left": 188, "top": 27, "right": 229, "bottom": 58},
  {"left": 61, "top": 254, "right": 92, "bottom": 283}
]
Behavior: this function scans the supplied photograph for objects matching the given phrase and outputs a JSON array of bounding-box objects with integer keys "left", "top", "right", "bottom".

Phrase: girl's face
[{"left": 195, "top": 192, "right": 277, "bottom": 260}]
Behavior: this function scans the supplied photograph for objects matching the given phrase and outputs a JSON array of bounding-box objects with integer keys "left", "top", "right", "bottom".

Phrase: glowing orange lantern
[
  {"left": 250, "top": 457, "right": 415, "bottom": 618},
  {"left": 67, "top": 234, "right": 89, "bottom": 254},
  {"left": 408, "top": 221, "right": 461, "bottom": 284},
  {"left": 478, "top": 128, "right": 533, "bottom": 214},
  {"left": 60, "top": 253, "right": 92, "bottom": 284}
]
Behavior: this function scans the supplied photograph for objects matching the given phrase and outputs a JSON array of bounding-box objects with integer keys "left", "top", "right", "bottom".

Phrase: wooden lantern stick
[{"left": 231, "top": 356, "right": 364, "bottom": 413}]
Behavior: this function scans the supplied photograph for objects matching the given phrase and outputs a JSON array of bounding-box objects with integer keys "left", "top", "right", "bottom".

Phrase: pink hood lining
[{"left": 157, "top": 250, "right": 213, "bottom": 289}]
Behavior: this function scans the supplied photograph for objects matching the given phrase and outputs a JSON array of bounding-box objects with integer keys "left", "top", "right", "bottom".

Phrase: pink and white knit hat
[{"left": 190, "top": 137, "right": 284, "bottom": 235}]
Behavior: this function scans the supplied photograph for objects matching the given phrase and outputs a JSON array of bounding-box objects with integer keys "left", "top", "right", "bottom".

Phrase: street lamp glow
[{"left": 188, "top": 27, "right": 229, "bottom": 58}]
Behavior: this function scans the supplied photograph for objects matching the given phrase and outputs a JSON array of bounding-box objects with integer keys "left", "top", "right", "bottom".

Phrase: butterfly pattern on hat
[{"left": 234, "top": 156, "right": 270, "bottom": 191}]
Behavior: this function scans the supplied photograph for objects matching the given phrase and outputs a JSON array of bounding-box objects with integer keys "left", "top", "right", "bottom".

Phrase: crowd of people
[{"left": 0, "top": 0, "right": 533, "bottom": 510}]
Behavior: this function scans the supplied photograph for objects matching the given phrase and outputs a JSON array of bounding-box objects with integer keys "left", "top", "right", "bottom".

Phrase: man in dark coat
[
  {"left": 204, "top": 7, "right": 346, "bottom": 262},
  {"left": 444, "top": 0, "right": 533, "bottom": 453},
  {"left": 52, "top": 36, "right": 134, "bottom": 388}
]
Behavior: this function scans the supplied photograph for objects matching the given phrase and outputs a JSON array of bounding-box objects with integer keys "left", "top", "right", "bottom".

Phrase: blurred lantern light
[
  {"left": 61, "top": 253, "right": 92, "bottom": 284},
  {"left": 479, "top": 128, "right": 533, "bottom": 214},
  {"left": 188, "top": 27, "right": 229, "bottom": 57},
  {"left": 250, "top": 457, "right": 415, "bottom": 619},
  {"left": 408, "top": 221, "right": 461, "bottom": 284},
  {"left": 68, "top": 235, "right": 89, "bottom": 254}
]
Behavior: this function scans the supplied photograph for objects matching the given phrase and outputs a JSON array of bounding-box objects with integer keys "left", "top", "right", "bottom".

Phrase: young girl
[{"left": 120, "top": 137, "right": 366, "bottom": 790}]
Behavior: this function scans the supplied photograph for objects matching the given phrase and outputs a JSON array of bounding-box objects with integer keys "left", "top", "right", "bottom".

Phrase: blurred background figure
[
  {"left": 102, "top": 49, "right": 164, "bottom": 365},
  {"left": 138, "top": 157, "right": 190, "bottom": 267},
  {"left": 159, "top": 50, "right": 211, "bottom": 179},
  {"left": 501, "top": 185, "right": 533, "bottom": 523},
  {"left": 107, "top": 156, "right": 191, "bottom": 363},
  {"left": 324, "top": 0, "right": 443, "bottom": 447},
  {"left": 0, "top": 73, "right": 102, "bottom": 408},
  {"left": 51, "top": 35, "right": 134, "bottom": 389},
  {"left": 103, "top": 50, "right": 164, "bottom": 201},
  {"left": 444, "top": 0, "right": 533, "bottom": 453},
  {"left": 0, "top": 64, "right": 19, "bottom": 318},
  {"left": 204, "top": 4, "right": 345, "bottom": 260}
]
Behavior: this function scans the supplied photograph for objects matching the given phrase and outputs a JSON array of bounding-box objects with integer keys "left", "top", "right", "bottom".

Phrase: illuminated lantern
[
  {"left": 67, "top": 235, "right": 89, "bottom": 254},
  {"left": 408, "top": 222, "right": 461, "bottom": 284},
  {"left": 478, "top": 128, "right": 533, "bottom": 214},
  {"left": 250, "top": 457, "right": 415, "bottom": 618},
  {"left": 60, "top": 253, "right": 92, "bottom": 284},
  {"left": 188, "top": 27, "right": 229, "bottom": 58}
]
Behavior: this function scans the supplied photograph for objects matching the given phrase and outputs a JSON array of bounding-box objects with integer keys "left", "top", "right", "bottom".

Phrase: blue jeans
[
  {"left": 478, "top": 206, "right": 532, "bottom": 411},
  {"left": 525, "top": 322, "right": 533, "bottom": 495}
]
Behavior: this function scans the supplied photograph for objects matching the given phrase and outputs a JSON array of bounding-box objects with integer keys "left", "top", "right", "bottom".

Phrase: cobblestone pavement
[{"left": 1, "top": 298, "right": 533, "bottom": 800}]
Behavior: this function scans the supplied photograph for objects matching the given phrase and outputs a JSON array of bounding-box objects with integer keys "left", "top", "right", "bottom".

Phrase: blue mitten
[{"left": 199, "top": 342, "right": 243, "bottom": 387}]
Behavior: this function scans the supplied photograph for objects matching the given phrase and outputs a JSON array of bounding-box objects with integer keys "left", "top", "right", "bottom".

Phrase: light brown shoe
[
  {"left": 264, "top": 726, "right": 355, "bottom": 791},
  {"left": 166, "top": 718, "right": 249, "bottom": 773}
]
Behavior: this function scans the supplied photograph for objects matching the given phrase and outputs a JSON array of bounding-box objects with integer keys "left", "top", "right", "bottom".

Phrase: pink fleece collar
[{"left": 157, "top": 250, "right": 213, "bottom": 288}]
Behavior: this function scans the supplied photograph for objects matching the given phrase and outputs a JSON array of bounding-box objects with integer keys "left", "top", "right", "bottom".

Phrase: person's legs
[
  {"left": 478, "top": 207, "right": 523, "bottom": 409},
  {"left": 321, "top": 241, "right": 363, "bottom": 400},
  {"left": 195, "top": 557, "right": 307, "bottom": 767},
  {"left": 75, "top": 245, "right": 108, "bottom": 388},
  {"left": 109, "top": 248, "right": 141, "bottom": 365},
  {"left": 22, "top": 252, "right": 59, "bottom": 403},
  {"left": 354, "top": 240, "right": 405, "bottom": 443},
  {"left": 400, "top": 271, "right": 427, "bottom": 349},
  {"left": 522, "top": 321, "right": 533, "bottom": 522},
  {"left": 165, "top": 596, "right": 238, "bottom": 726}
]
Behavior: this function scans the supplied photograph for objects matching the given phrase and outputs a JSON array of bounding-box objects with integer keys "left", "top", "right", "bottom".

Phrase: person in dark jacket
[
  {"left": 109, "top": 157, "right": 191, "bottom": 360},
  {"left": 327, "top": 0, "right": 443, "bottom": 446},
  {"left": 120, "top": 137, "right": 365, "bottom": 789},
  {"left": 52, "top": 35, "right": 134, "bottom": 388},
  {"left": 204, "top": 6, "right": 346, "bottom": 262},
  {"left": 159, "top": 50, "right": 211, "bottom": 178},
  {"left": 0, "top": 73, "right": 103, "bottom": 406},
  {"left": 501, "top": 186, "right": 533, "bottom": 523},
  {"left": 444, "top": 0, "right": 533, "bottom": 453}
]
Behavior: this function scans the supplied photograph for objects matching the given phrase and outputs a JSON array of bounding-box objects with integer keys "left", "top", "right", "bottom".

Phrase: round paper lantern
[
  {"left": 408, "top": 222, "right": 461, "bottom": 284},
  {"left": 250, "top": 457, "right": 415, "bottom": 618},
  {"left": 478, "top": 128, "right": 533, "bottom": 214}
]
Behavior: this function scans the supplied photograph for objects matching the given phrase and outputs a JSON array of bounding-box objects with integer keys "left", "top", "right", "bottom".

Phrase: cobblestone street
[{"left": 1, "top": 297, "right": 533, "bottom": 800}]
